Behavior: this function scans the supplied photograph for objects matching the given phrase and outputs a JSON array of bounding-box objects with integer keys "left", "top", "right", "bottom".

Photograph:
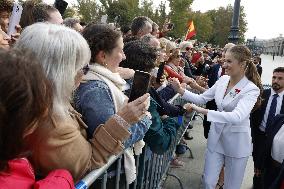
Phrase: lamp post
[{"left": 228, "top": 0, "right": 241, "bottom": 44}]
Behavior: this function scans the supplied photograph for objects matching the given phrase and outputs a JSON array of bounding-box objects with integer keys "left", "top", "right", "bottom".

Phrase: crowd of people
[{"left": 0, "top": 0, "right": 283, "bottom": 189}]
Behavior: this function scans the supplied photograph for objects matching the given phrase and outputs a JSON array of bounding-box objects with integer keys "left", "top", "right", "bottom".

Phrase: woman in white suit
[{"left": 177, "top": 45, "right": 262, "bottom": 189}]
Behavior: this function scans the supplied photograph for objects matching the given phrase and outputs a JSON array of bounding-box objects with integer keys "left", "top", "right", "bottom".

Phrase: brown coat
[{"left": 27, "top": 108, "right": 130, "bottom": 181}]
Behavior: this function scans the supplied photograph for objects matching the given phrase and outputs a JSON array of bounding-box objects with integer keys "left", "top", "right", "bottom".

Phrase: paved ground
[
  {"left": 163, "top": 117, "right": 254, "bottom": 189},
  {"left": 163, "top": 55, "right": 284, "bottom": 189}
]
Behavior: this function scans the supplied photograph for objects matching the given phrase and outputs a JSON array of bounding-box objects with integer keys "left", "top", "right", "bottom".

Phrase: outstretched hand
[{"left": 117, "top": 93, "right": 151, "bottom": 125}]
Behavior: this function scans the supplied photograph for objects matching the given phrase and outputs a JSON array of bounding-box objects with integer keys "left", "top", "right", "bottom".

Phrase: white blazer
[{"left": 182, "top": 75, "right": 260, "bottom": 158}]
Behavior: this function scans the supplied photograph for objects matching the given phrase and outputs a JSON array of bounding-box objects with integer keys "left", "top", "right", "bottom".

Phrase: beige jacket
[{"left": 27, "top": 108, "right": 130, "bottom": 181}]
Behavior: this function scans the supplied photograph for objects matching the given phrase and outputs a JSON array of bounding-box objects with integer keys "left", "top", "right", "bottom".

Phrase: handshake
[{"left": 183, "top": 103, "right": 207, "bottom": 115}]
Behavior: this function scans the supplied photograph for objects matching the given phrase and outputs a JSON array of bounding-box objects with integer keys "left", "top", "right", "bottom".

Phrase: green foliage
[
  {"left": 63, "top": 7, "right": 77, "bottom": 19},
  {"left": 189, "top": 11, "right": 213, "bottom": 42},
  {"left": 206, "top": 5, "right": 247, "bottom": 47},
  {"left": 239, "top": 6, "right": 248, "bottom": 44},
  {"left": 140, "top": 0, "right": 154, "bottom": 18},
  {"left": 153, "top": 1, "right": 167, "bottom": 27},
  {"left": 60, "top": 0, "right": 247, "bottom": 47},
  {"left": 76, "top": 0, "right": 101, "bottom": 23},
  {"left": 167, "top": 0, "right": 194, "bottom": 38}
]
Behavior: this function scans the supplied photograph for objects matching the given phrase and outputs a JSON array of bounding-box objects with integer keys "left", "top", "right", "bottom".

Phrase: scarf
[{"left": 82, "top": 63, "right": 144, "bottom": 184}]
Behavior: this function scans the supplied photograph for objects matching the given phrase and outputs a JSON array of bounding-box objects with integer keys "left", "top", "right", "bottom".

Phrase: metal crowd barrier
[
  {"left": 76, "top": 84, "right": 271, "bottom": 189},
  {"left": 75, "top": 94, "right": 195, "bottom": 189}
]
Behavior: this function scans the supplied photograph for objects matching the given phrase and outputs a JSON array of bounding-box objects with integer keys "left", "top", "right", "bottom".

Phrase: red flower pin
[{"left": 235, "top": 89, "right": 241, "bottom": 94}]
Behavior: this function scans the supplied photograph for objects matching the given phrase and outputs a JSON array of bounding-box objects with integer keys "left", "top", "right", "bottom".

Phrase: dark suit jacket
[
  {"left": 261, "top": 114, "right": 284, "bottom": 188},
  {"left": 181, "top": 53, "right": 195, "bottom": 79},
  {"left": 207, "top": 63, "right": 221, "bottom": 88},
  {"left": 149, "top": 87, "right": 186, "bottom": 117},
  {"left": 203, "top": 63, "right": 220, "bottom": 138},
  {"left": 250, "top": 89, "right": 284, "bottom": 139},
  {"left": 263, "top": 114, "right": 284, "bottom": 164}
]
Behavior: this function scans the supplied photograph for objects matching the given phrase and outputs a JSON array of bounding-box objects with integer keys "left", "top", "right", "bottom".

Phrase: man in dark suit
[
  {"left": 250, "top": 67, "right": 284, "bottom": 188},
  {"left": 261, "top": 114, "right": 284, "bottom": 189},
  {"left": 254, "top": 56, "right": 262, "bottom": 77}
]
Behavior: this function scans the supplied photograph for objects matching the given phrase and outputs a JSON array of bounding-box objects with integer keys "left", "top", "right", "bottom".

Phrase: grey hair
[
  {"left": 63, "top": 17, "right": 80, "bottom": 28},
  {"left": 224, "top": 43, "right": 235, "bottom": 53},
  {"left": 141, "top": 34, "right": 156, "bottom": 44},
  {"left": 14, "top": 23, "right": 91, "bottom": 116}
]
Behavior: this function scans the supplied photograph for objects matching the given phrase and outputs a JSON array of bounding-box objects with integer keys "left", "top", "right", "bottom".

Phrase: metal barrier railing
[
  {"left": 76, "top": 84, "right": 271, "bottom": 189},
  {"left": 75, "top": 94, "right": 195, "bottom": 189}
]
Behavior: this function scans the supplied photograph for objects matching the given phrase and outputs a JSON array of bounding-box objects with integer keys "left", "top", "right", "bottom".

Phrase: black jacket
[
  {"left": 250, "top": 89, "right": 284, "bottom": 141},
  {"left": 262, "top": 114, "right": 284, "bottom": 188}
]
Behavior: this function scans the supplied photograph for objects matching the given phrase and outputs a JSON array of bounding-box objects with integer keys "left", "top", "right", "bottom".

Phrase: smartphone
[
  {"left": 7, "top": 3, "right": 23, "bottom": 36},
  {"left": 128, "top": 71, "right": 151, "bottom": 102},
  {"left": 156, "top": 62, "right": 165, "bottom": 83},
  {"left": 54, "top": 0, "right": 68, "bottom": 15}
]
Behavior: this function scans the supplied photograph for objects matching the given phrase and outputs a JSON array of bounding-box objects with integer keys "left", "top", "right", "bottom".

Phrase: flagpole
[{"left": 228, "top": 0, "right": 241, "bottom": 44}]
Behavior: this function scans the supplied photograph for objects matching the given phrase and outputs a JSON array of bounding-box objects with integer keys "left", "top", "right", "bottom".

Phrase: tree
[
  {"left": 189, "top": 11, "right": 213, "bottom": 42},
  {"left": 140, "top": 0, "right": 155, "bottom": 19},
  {"left": 76, "top": 0, "right": 101, "bottom": 23},
  {"left": 167, "top": 0, "right": 194, "bottom": 38},
  {"left": 152, "top": 1, "right": 167, "bottom": 28},
  {"left": 206, "top": 5, "right": 247, "bottom": 47},
  {"left": 100, "top": 0, "right": 140, "bottom": 27},
  {"left": 105, "top": 1, "right": 131, "bottom": 26},
  {"left": 238, "top": 6, "right": 248, "bottom": 44},
  {"left": 63, "top": 7, "right": 77, "bottom": 19}
]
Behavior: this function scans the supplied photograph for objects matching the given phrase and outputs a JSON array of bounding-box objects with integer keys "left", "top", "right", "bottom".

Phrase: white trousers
[{"left": 202, "top": 149, "right": 249, "bottom": 189}]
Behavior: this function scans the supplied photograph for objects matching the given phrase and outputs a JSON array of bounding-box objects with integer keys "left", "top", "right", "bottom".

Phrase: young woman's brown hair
[
  {"left": 227, "top": 45, "right": 263, "bottom": 110},
  {"left": 0, "top": 48, "right": 52, "bottom": 171},
  {"left": 82, "top": 24, "right": 122, "bottom": 64}
]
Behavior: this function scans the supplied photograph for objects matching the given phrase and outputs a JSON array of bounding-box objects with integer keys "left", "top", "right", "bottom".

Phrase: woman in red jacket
[{"left": 0, "top": 48, "right": 75, "bottom": 189}]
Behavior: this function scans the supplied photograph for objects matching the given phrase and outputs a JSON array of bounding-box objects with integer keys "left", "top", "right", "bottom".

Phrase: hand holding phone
[
  {"left": 7, "top": 3, "right": 23, "bottom": 37},
  {"left": 128, "top": 71, "right": 151, "bottom": 102}
]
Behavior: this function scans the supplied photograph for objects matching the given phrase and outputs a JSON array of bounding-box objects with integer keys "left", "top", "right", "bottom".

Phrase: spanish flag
[{"left": 185, "top": 20, "right": 196, "bottom": 41}]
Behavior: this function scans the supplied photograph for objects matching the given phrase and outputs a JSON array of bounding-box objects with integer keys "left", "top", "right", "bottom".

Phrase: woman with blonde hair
[
  {"left": 14, "top": 23, "right": 150, "bottom": 181},
  {"left": 177, "top": 45, "right": 262, "bottom": 189}
]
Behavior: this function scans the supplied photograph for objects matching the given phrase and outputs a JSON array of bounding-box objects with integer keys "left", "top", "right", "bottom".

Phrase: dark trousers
[
  {"left": 252, "top": 128, "right": 267, "bottom": 189},
  {"left": 203, "top": 100, "right": 217, "bottom": 139},
  {"left": 263, "top": 159, "right": 281, "bottom": 189}
]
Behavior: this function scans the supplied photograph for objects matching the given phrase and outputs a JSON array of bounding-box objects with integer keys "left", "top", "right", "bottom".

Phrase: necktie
[{"left": 266, "top": 94, "right": 279, "bottom": 129}]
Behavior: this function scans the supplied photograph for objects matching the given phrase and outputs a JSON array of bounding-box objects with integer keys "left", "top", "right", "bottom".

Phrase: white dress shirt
[
  {"left": 271, "top": 124, "right": 284, "bottom": 163},
  {"left": 259, "top": 89, "right": 284, "bottom": 131},
  {"left": 217, "top": 66, "right": 222, "bottom": 78}
]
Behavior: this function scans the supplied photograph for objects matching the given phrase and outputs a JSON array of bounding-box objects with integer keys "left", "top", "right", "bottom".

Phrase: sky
[{"left": 43, "top": 0, "right": 284, "bottom": 40}]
